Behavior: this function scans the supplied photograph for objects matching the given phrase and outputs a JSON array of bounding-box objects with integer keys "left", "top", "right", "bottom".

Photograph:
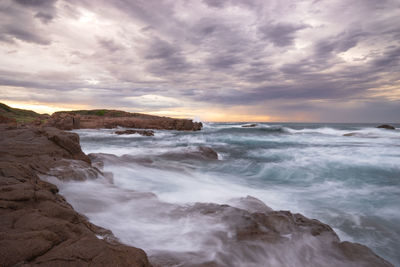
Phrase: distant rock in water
[
  {"left": 115, "top": 129, "right": 154, "bottom": 136},
  {"left": 377, "top": 124, "right": 396, "bottom": 130},
  {"left": 343, "top": 132, "right": 357, "bottom": 136},
  {"left": 45, "top": 109, "right": 202, "bottom": 131},
  {"left": 242, "top": 123, "right": 258, "bottom": 127},
  {"left": 198, "top": 146, "right": 218, "bottom": 160},
  {"left": 158, "top": 146, "right": 219, "bottom": 161}
]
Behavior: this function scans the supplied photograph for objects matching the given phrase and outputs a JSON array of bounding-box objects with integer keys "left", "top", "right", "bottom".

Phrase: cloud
[
  {"left": 0, "top": 0, "right": 56, "bottom": 45},
  {"left": 202, "top": 0, "right": 227, "bottom": 8},
  {"left": 259, "top": 23, "right": 308, "bottom": 47},
  {"left": 0, "top": 0, "right": 399, "bottom": 121},
  {"left": 97, "top": 37, "right": 124, "bottom": 53},
  {"left": 35, "top": 12, "right": 54, "bottom": 23},
  {"left": 14, "top": 0, "right": 57, "bottom": 7}
]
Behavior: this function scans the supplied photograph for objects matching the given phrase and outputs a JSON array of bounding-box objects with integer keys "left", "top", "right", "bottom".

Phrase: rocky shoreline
[
  {"left": 0, "top": 124, "right": 394, "bottom": 267},
  {"left": 44, "top": 110, "right": 203, "bottom": 131},
  {"left": 0, "top": 125, "right": 151, "bottom": 266}
]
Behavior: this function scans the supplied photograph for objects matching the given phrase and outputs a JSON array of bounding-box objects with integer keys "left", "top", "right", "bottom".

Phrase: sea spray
[{"left": 67, "top": 123, "right": 400, "bottom": 265}]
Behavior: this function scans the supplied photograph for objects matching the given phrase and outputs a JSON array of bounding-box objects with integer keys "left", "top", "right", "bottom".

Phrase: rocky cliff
[{"left": 0, "top": 125, "right": 151, "bottom": 266}]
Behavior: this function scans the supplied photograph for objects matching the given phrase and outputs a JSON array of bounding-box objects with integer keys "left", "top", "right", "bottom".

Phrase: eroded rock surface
[
  {"left": 147, "top": 199, "right": 393, "bottom": 267},
  {"left": 0, "top": 125, "right": 151, "bottom": 267}
]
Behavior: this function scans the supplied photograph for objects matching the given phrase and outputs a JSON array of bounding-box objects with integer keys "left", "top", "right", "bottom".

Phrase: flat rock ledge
[
  {"left": 44, "top": 111, "right": 203, "bottom": 131},
  {"left": 0, "top": 125, "right": 151, "bottom": 267}
]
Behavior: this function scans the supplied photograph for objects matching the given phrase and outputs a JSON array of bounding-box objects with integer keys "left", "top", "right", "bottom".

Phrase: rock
[
  {"left": 0, "top": 114, "right": 17, "bottom": 127},
  {"left": 198, "top": 146, "right": 218, "bottom": 160},
  {"left": 242, "top": 123, "right": 258, "bottom": 128},
  {"left": 0, "top": 126, "right": 151, "bottom": 267},
  {"left": 115, "top": 129, "right": 155, "bottom": 136},
  {"left": 145, "top": 197, "right": 393, "bottom": 267},
  {"left": 159, "top": 146, "right": 219, "bottom": 161},
  {"left": 45, "top": 110, "right": 202, "bottom": 131},
  {"left": 45, "top": 113, "right": 81, "bottom": 130},
  {"left": 377, "top": 124, "right": 395, "bottom": 130},
  {"left": 228, "top": 195, "right": 273, "bottom": 213}
]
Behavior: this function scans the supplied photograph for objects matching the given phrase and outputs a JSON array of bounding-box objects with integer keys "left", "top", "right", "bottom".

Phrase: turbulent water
[{"left": 54, "top": 123, "right": 399, "bottom": 265}]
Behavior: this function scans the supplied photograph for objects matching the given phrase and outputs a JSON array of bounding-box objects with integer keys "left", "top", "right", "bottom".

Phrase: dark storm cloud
[
  {"left": 145, "top": 38, "right": 179, "bottom": 60},
  {"left": 97, "top": 38, "right": 124, "bottom": 53},
  {"left": 207, "top": 54, "right": 242, "bottom": 69},
  {"left": 142, "top": 38, "right": 192, "bottom": 76},
  {"left": 372, "top": 46, "right": 400, "bottom": 68},
  {"left": 259, "top": 23, "right": 308, "bottom": 47},
  {"left": 0, "top": 0, "right": 56, "bottom": 45},
  {"left": 314, "top": 30, "right": 366, "bottom": 58},
  {"left": 0, "top": 69, "right": 83, "bottom": 91},
  {"left": 4, "top": 26, "right": 50, "bottom": 45},
  {"left": 202, "top": 0, "right": 227, "bottom": 8},
  {"left": 192, "top": 40, "right": 400, "bottom": 106},
  {"left": 34, "top": 12, "right": 53, "bottom": 23},
  {"left": 14, "top": 0, "right": 57, "bottom": 7}
]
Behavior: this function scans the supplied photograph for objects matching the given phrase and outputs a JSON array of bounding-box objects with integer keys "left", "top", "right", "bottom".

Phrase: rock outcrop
[
  {"left": 45, "top": 110, "right": 202, "bottom": 131},
  {"left": 115, "top": 129, "right": 155, "bottom": 136},
  {"left": 0, "top": 125, "right": 151, "bottom": 267},
  {"left": 377, "top": 124, "right": 396, "bottom": 130},
  {"left": 343, "top": 132, "right": 357, "bottom": 136},
  {"left": 242, "top": 123, "right": 258, "bottom": 128},
  {"left": 43, "top": 113, "right": 80, "bottom": 130}
]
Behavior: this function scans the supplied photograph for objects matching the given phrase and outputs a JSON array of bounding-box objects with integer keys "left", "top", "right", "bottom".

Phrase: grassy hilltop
[{"left": 0, "top": 103, "right": 46, "bottom": 123}]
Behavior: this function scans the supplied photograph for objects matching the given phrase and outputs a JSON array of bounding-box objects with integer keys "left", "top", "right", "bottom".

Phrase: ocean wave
[{"left": 73, "top": 123, "right": 400, "bottom": 265}]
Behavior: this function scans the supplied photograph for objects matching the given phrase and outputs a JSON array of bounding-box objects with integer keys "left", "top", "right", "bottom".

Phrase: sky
[{"left": 0, "top": 0, "right": 399, "bottom": 122}]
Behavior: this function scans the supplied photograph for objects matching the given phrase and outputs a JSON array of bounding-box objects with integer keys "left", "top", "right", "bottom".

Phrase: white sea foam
[{"left": 65, "top": 123, "right": 400, "bottom": 265}]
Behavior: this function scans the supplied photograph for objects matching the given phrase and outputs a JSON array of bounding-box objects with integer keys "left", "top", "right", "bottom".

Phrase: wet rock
[
  {"left": 377, "top": 124, "right": 395, "bottom": 130},
  {"left": 146, "top": 197, "right": 393, "bottom": 267},
  {"left": 242, "top": 123, "right": 258, "bottom": 128},
  {"left": 0, "top": 126, "right": 151, "bottom": 267},
  {"left": 228, "top": 195, "right": 273, "bottom": 213},
  {"left": 160, "top": 146, "right": 219, "bottom": 161},
  {"left": 343, "top": 132, "right": 357, "bottom": 136},
  {"left": 115, "top": 129, "right": 155, "bottom": 136},
  {"left": 198, "top": 146, "right": 218, "bottom": 160}
]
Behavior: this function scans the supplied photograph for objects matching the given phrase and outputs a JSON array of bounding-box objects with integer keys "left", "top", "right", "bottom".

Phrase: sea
[{"left": 53, "top": 123, "right": 399, "bottom": 266}]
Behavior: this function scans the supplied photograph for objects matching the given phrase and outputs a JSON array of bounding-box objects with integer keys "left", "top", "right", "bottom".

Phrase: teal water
[{"left": 73, "top": 123, "right": 400, "bottom": 265}]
